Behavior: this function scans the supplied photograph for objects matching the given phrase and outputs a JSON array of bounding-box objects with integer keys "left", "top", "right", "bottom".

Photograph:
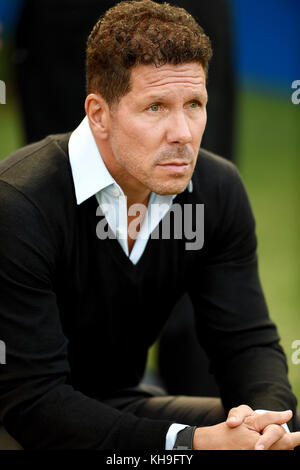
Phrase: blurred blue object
[
  {"left": 230, "top": 0, "right": 300, "bottom": 91},
  {"left": 0, "top": 0, "right": 24, "bottom": 36}
]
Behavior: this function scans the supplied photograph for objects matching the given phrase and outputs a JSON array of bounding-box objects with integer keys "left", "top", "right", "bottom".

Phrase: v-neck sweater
[{"left": 0, "top": 133, "right": 296, "bottom": 449}]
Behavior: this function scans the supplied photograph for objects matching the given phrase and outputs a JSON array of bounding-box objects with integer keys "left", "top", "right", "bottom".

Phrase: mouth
[{"left": 157, "top": 161, "right": 190, "bottom": 173}]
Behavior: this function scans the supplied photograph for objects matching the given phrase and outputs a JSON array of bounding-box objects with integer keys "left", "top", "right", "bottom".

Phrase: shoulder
[
  {"left": 192, "top": 147, "right": 243, "bottom": 198},
  {"left": 188, "top": 148, "right": 250, "bottom": 219},
  {"left": 186, "top": 149, "right": 255, "bottom": 249},
  {"left": 0, "top": 133, "right": 75, "bottom": 246},
  {"left": 0, "top": 133, "right": 73, "bottom": 195},
  {"left": 0, "top": 132, "right": 75, "bottom": 213}
]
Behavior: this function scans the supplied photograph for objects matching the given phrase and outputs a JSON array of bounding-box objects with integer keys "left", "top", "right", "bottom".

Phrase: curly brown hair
[{"left": 86, "top": 0, "right": 212, "bottom": 105}]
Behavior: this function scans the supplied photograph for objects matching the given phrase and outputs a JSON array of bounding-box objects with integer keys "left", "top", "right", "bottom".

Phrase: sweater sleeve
[
  {"left": 0, "top": 181, "right": 172, "bottom": 450},
  {"left": 186, "top": 164, "right": 298, "bottom": 423}
]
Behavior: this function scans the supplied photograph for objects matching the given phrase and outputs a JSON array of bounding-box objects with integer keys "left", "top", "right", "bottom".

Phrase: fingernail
[{"left": 256, "top": 444, "right": 265, "bottom": 450}]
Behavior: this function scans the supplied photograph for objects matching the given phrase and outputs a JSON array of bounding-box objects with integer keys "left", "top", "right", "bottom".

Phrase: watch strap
[{"left": 172, "top": 426, "right": 197, "bottom": 450}]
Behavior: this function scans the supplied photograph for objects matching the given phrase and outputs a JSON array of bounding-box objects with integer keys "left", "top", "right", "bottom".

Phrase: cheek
[
  {"left": 193, "top": 112, "right": 207, "bottom": 142},
  {"left": 116, "top": 121, "right": 159, "bottom": 161},
  {"left": 110, "top": 127, "right": 150, "bottom": 174},
  {"left": 115, "top": 116, "right": 149, "bottom": 147}
]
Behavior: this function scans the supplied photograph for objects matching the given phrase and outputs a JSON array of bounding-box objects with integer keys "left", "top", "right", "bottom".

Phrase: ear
[{"left": 85, "top": 93, "right": 110, "bottom": 139}]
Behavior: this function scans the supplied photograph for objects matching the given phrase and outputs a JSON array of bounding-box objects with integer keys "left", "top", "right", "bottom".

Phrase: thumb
[{"left": 226, "top": 405, "right": 254, "bottom": 428}]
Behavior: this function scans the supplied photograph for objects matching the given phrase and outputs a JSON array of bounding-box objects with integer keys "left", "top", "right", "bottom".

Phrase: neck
[{"left": 127, "top": 192, "right": 151, "bottom": 255}]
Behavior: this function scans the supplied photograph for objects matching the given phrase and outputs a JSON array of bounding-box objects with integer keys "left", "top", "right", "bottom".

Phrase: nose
[{"left": 166, "top": 111, "right": 192, "bottom": 145}]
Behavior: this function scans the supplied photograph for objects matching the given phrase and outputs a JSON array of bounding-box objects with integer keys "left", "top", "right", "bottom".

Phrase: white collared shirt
[{"left": 68, "top": 116, "right": 193, "bottom": 265}]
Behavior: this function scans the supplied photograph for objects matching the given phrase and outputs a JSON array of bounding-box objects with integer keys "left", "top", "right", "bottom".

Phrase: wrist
[
  {"left": 193, "top": 426, "right": 210, "bottom": 450},
  {"left": 193, "top": 425, "right": 221, "bottom": 450},
  {"left": 173, "top": 426, "right": 197, "bottom": 450}
]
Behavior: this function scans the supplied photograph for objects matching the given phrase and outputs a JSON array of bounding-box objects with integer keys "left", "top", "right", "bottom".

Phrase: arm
[
  {"left": 186, "top": 163, "right": 297, "bottom": 423},
  {"left": 0, "top": 181, "right": 172, "bottom": 449}
]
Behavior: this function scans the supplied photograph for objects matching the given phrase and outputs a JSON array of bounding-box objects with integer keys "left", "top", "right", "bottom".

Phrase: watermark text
[
  {"left": 291, "top": 80, "right": 300, "bottom": 104},
  {"left": 0, "top": 340, "right": 6, "bottom": 364},
  {"left": 291, "top": 340, "right": 300, "bottom": 365},
  {"left": 0, "top": 80, "right": 6, "bottom": 104},
  {"left": 96, "top": 202, "right": 204, "bottom": 251}
]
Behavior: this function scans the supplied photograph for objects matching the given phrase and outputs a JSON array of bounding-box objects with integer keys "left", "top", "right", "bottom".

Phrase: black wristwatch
[{"left": 172, "top": 426, "right": 197, "bottom": 450}]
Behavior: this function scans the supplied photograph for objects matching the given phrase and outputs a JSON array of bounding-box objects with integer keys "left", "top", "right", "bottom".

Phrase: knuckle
[
  {"left": 256, "top": 413, "right": 283, "bottom": 432},
  {"left": 263, "top": 424, "right": 275, "bottom": 435},
  {"left": 269, "top": 424, "right": 285, "bottom": 438},
  {"left": 239, "top": 404, "right": 253, "bottom": 414}
]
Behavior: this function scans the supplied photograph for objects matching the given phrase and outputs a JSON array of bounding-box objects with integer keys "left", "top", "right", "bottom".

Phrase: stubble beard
[{"left": 111, "top": 141, "right": 197, "bottom": 196}]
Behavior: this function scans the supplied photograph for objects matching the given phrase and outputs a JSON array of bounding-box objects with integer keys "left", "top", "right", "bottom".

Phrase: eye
[
  {"left": 189, "top": 101, "right": 201, "bottom": 109},
  {"left": 148, "top": 103, "right": 161, "bottom": 112}
]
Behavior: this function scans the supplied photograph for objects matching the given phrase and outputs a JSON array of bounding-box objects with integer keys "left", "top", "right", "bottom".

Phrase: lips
[
  {"left": 158, "top": 161, "right": 190, "bottom": 166},
  {"left": 157, "top": 161, "right": 190, "bottom": 174}
]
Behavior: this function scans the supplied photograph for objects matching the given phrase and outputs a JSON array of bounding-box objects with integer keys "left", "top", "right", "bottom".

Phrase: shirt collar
[{"left": 69, "top": 116, "right": 193, "bottom": 205}]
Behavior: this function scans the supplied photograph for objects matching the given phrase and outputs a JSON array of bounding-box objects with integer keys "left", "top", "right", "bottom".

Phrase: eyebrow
[{"left": 142, "top": 91, "right": 208, "bottom": 104}]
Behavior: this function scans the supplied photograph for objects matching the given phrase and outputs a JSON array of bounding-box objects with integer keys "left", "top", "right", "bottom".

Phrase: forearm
[
  {"left": 2, "top": 381, "right": 172, "bottom": 450},
  {"left": 215, "top": 343, "right": 297, "bottom": 420}
]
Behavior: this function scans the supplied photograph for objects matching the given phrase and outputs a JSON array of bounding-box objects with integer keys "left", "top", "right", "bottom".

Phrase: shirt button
[
  {"left": 116, "top": 227, "right": 125, "bottom": 237},
  {"left": 112, "top": 188, "right": 120, "bottom": 197}
]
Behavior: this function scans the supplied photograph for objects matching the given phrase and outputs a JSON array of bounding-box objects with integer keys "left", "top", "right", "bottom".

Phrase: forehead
[{"left": 128, "top": 62, "right": 207, "bottom": 96}]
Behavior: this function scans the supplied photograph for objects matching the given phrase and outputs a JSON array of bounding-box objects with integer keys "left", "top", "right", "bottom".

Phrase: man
[
  {"left": 13, "top": 0, "right": 236, "bottom": 399},
  {"left": 0, "top": 0, "right": 299, "bottom": 450}
]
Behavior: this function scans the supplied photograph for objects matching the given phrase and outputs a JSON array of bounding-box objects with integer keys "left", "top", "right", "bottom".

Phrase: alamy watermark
[
  {"left": 291, "top": 80, "right": 300, "bottom": 104},
  {"left": 291, "top": 340, "right": 300, "bottom": 365},
  {"left": 96, "top": 202, "right": 204, "bottom": 251},
  {"left": 0, "top": 80, "right": 6, "bottom": 104},
  {"left": 0, "top": 340, "right": 6, "bottom": 364}
]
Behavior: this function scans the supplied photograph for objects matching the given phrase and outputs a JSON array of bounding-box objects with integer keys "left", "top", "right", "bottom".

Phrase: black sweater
[{"left": 0, "top": 133, "right": 297, "bottom": 449}]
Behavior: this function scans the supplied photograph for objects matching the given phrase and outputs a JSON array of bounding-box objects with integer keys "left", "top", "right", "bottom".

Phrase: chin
[{"left": 151, "top": 180, "right": 189, "bottom": 196}]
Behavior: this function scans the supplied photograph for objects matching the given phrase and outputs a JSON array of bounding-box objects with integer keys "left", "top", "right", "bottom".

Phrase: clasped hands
[{"left": 193, "top": 405, "right": 300, "bottom": 450}]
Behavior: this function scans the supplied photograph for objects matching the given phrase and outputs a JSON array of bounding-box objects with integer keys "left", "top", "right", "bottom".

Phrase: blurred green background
[
  {"left": 237, "top": 90, "right": 300, "bottom": 402},
  {"left": 0, "top": 0, "right": 299, "bottom": 406}
]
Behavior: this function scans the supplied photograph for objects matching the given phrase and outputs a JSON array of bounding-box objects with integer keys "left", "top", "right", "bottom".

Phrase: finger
[
  {"left": 290, "top": 432, "right": 300, "bottom": 449},
  {"left": 258, "top": 430, "right": 300, "bottom": 451},
  {"left": 226, "top": 404, "right": 253, "bottom": 428},
  {"left": 255, "top": 424, "right": 285, "bottom": 450},
  {"left": 248, "top": 410, "right": 293, "bottom": 433}
]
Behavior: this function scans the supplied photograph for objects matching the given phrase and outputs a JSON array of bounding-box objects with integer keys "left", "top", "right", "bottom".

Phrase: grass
[
  {"left": 0, "top": 86, "right": 299, "bottom": 404},
  {"left": 236, "top": 88, "right": 300, "bottom": 402}
]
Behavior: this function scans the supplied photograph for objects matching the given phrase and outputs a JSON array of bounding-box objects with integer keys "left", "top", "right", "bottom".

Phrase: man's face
[{"left": 107, "top": 62, "right": 208, "bottom": 195}]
